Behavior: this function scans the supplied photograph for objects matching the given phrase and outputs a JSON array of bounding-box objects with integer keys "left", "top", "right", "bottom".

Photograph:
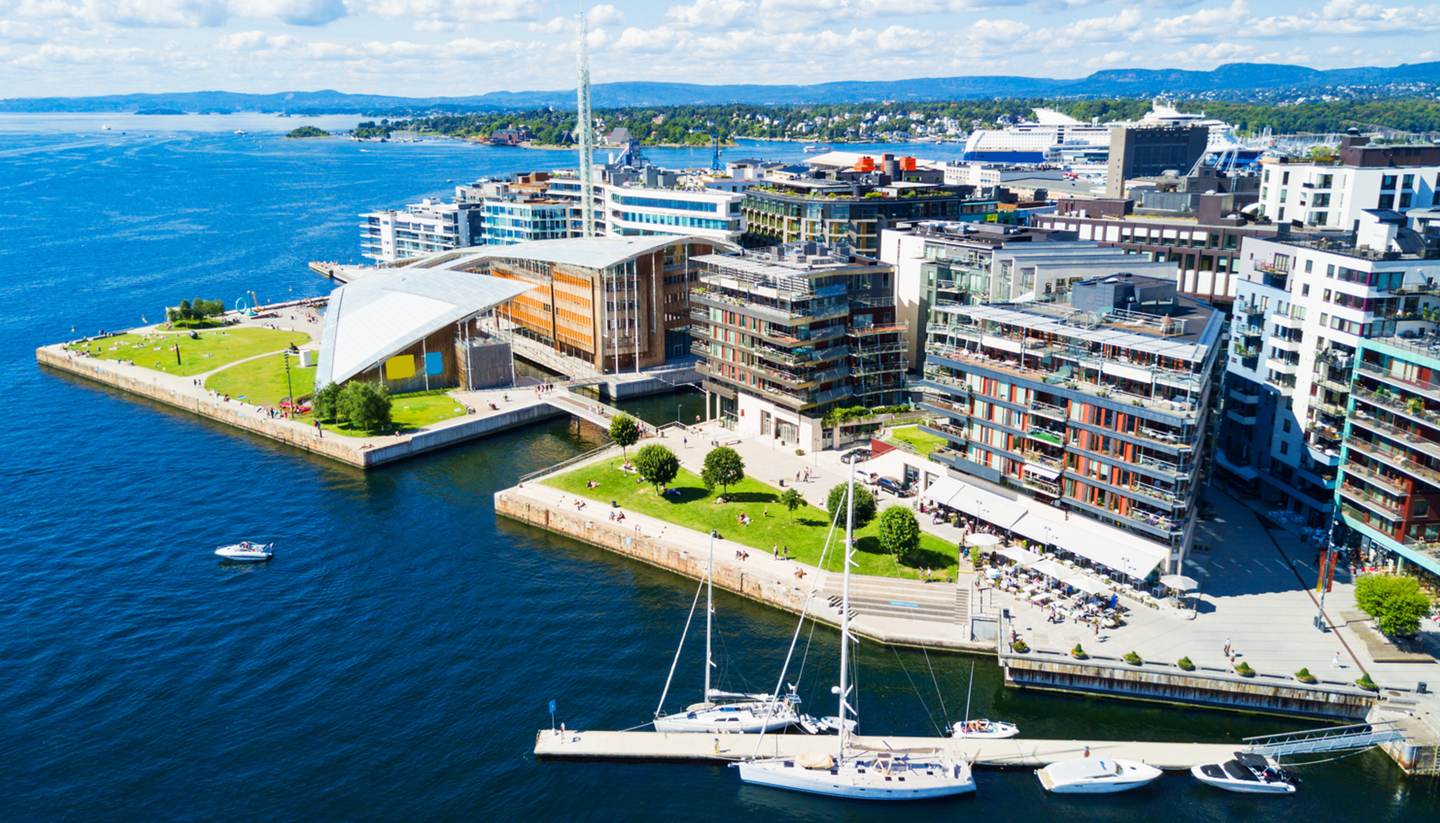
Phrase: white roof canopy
[{"left": 315, "top": 268, "right": 531, "bottom": 388}]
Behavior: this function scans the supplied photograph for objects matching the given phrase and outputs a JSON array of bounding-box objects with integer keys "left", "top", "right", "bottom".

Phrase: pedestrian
[
  {"left": 1224, "top": 638, "right": 1232, "bottom": 658},
  {"left": 315, "top": 419, "right": 323, "bottom": 438},
  {"left": 1083, "top": 745, "right": 1090, "bottom": 758},
  {"left": 773, "top": 544, "right": 779, "bottom": 558},
  {"left": 1331, "top": 652, "right": 1342, "bottom": 669}
]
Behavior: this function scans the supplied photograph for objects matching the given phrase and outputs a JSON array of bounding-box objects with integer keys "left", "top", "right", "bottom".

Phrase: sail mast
[
  {"left": 705, "top": 529, "right": 714, "bottom": 701},
  {"left": 838, "top": 459, "right": 855, "bottom": 756}
]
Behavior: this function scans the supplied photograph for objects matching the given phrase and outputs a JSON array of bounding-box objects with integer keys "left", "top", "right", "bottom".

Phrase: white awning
[
  {"left": 1022, "top": 462, "right": 1060, "bottom": 480},
  {"left": 997, "top": 545, "right": 1041, "bottom": 566},
  {"left": 923, "top": 476, "right": 965, "bottom": 507},
  {"left": 949, "top": 483, "right": 1029, "bottom": 530},
  {"left": 1007, "top": 508, "right": 1167, "bottom": 579},
  {"left": 1068, "top": 576, "right": 1112, "bottom": 597}
]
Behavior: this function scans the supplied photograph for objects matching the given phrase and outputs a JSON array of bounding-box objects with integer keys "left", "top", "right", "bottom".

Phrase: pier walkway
[{"left": 533, "top": 729, "right": 1238, "bottom": 770}]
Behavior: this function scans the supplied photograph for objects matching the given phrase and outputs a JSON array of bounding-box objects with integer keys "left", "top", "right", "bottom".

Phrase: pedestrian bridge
[{"left": 1242, "top": 721, "right": 1405, "bottom": 757}]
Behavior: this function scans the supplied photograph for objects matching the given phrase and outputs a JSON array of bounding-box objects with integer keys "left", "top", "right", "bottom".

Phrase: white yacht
[
  {"left": 652, "top": 533, "right": 805, "bottom": 734},
  {"left": 1191, "top": 752, "right": 1298, "bottom": 794},
  {"left": 1036, "top": 756, "right": 1162, "bottom": 794},
  {"left": 735, "top": 462, "right": 976, "bottom": 800},
  {"left": 214, "top": 541, "right": 273, "bottom": 562},
  {"left": 952, "top": 719, "right": 1019, "bottom": 740}
]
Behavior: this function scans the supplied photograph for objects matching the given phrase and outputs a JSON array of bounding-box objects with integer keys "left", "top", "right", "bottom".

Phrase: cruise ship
[{"left": 963, "top": 99, "right": 1239, "bottom": 164}]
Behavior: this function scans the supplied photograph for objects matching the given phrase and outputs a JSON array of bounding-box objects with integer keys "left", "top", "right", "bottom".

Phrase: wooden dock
[{"left": 533, "top": 730, "right": 1239, "bottom": 770}]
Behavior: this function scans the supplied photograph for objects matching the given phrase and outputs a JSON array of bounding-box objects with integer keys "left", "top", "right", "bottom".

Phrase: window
[
  {"left": 1382, "top": 175, "right": 1398, "bottom": 190},
  {"left": 1304, "top": 259, "right": 1313, "bottom": 273},
  {"left": 1415, "top": 498, "right": 1430, "bottom": 518},
  {"left": 1282, "top": 419, "right": 1292, "bottom": 434},
  {"left": 1302, "top": 284, "right": 1310, "bottom": 297},
  {"left": 1280, "top": 442, "right": 1289, "bottom": 455}
]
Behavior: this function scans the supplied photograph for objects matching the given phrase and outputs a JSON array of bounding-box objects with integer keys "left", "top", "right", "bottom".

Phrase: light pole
[{"left": 283, "top": 351, "right": 294, "bottom": 415}]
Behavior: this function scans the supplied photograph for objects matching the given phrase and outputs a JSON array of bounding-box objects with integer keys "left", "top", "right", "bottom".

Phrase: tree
[
  {"left": 1356, "top": 574, "right": 1432, "bottom": 637},
  {"left": 877, "top": 506, "right": 921, "bottom": 560},
  {"left": 826, "top": 482, "right": 876, "bottom": 529},
  {"left": 780, "top": 488, "right": 804, "bottom": 517},
  {"left": 339, "top": 382, "right": 392, "bottom": 433},
  {"left": 701, "top": 446, "right": 745, "bottom": 495},
  {"left": 312, "top": 382, "right": 343, "bottom": 423},
  {"left": 608, "top": 413, "right": 640, "bottom": 458},
  {"left": 633, "top": 444, "right": 679, "bottom": 493}
]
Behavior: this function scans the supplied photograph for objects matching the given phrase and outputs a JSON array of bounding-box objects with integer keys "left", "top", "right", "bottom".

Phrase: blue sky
[{"left": 2, "top": 0, "right": 1439, "bottom": 97}]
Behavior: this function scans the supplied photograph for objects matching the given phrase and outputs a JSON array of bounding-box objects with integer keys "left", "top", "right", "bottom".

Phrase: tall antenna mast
[{"left": 576, "top": 6, "right": 596, "bottom": 238}]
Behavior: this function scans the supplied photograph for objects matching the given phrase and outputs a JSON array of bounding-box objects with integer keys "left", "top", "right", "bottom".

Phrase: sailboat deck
[{"left": 534, "top": 730, "right": 1237, "bottom": 770}]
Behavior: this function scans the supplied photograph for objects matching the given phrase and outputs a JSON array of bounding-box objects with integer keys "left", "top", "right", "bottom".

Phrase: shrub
[
  {"left": 633, "top": 444, "right": 679, "bottom": 493},
  {"left": 826, "top": 482, "right": 876, "bottom": 529},
  {"left": 166, "top": 297, "right": 226, "bottom": 326},
  {"left": 1355, "top": 574, "right": 1432, "bottom": 638},
  {"left": 877, "top": 507, "right": 921, "bottom": 560},
  {"left": 1124, "top": 651, "right": 1143, "bottom": 666},
  {"left": 968, "top": 545, "right": 981, "bottom": 569},
  {"left": 1235, "top": 661, "right": 1256, "bottom": 677},
  {"left": 1296, "top": 667, "right": 1317, "bottom": 684},
  {"left": 794, "top": 448, "right": 805, "bottom": 456},
  {"left": 1011, "top": 639, "right": 1030, "bottom": 654},
  {"left": 312, "top": 382, "right": 343, "bottom": 423},
  {"left": 608, "top": 413, "right": 640, "bottom": 458},
  {"left": 1356, "top": 673, "right": 1379, "bottom": 691},
  {"left": 1177, "top": 656, "right": 1195, "bottom": 671},
  {"left": 1071, "top": 643, "right": 1088, "bottom": 660},
  {"left": 701, "top": 446, "right": 745, "bottom": 495}
]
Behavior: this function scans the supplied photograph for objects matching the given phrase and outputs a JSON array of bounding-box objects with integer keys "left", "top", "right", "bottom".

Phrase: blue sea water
[{"left": 0, "top": 118, "right": 1434, "bottom": 821}]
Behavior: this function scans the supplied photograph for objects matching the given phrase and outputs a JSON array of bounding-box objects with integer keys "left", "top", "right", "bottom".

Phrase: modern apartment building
[
  {"left": 742, "top": 177, "right": 995, "bottom": 256},
  {"left": 1257, "top": 135, "right": 1440, "bottom": 231},
  {"left": 920, "top": 273, "right": 1224, "bottom": 572},
  {"left": 879, "top": 222, "right": 1175, "bottom": 369},
  {"left": 408, "top": 235, "right": 734, "bottom": 374},
  {"left": 689, "top": 245, "right": 908, "bottom": 450},
  {"left": 1217, "top": 212, "right": 1440, "bottom": 525},
  {"left": 1336, "top": 335, "right": 1440, "bottom": 578},
  {"left": 359, "top": 198, "right": 482, "bottom": 263},
  {"left": 544, "top": 172, "right": 744, "bottom": 244}
]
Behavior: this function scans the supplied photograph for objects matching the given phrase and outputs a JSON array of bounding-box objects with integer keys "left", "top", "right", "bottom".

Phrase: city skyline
[{"left": 3, "top": 0, "right": 1440, "bottom": 98}]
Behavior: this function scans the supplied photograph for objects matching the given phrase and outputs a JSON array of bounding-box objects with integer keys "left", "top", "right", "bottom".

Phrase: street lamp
[{"left": 283, "top": 350, "right": 294, "bottom": 415}]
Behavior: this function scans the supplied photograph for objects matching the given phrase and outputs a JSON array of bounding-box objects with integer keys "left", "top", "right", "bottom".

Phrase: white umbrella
[
  {"left": 965, "top": 533, "right": 1001, "bottom": 548},
  {"left": 1159, "top": 574, "right": 1199, "bottom": 592}
]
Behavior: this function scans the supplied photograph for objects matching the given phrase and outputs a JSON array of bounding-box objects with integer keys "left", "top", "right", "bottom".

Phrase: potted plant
[
  {"left": 1235, "top": 661, "right": 1256, "bottom": 678},
  {"left": 1123, "top": 651, "right": 1143, "bottom": 666},
  {"left": 1296, "top": 667, "right": 1318, "bottom": 684},
  {"left": 1011, "top": 639, "right": 1030, "bottom": 654},
  {"left": 1177, "top": 656, "right": 1196, "bottom": 671},
  {"left": 1356, "top": 673, "right": 1379, "bottom": 692},
  {"left": 1071, "top": 643, "right": 1088, "bottom": 660},
  {"left": 1408, "top": 398, "right": 1425, "bottom": 416}
]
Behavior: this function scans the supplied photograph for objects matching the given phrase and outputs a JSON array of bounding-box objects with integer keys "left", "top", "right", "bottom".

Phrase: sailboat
[
  {"left": 652, "top": 531, "right": 806, "bottom": 734},
  {"left": 735, "top": 462, "right": 977, "bottom": 799}
]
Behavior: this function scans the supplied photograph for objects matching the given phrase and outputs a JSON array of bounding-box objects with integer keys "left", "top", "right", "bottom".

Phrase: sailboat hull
[{"left": 737, "top": 758, "right": 976, "bottom": 800}]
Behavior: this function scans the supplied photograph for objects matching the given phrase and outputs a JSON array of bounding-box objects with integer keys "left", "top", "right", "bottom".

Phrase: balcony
[
  {"left": 1338, "top": 483, "right": 1404, "bottom": 521},
  {"left": 1342, "top": 461, "right": 1410, "bottom": 496},
  {"left": 1345, "top": 437, "right": 1440, "bottom": 489},
  {"left": 1227, "top": 386, "right": 1261, "bottom": 404},
  {"left": 1226, "top": 408, "right": 1258, "bottom": 425},
  {"left": 1030, "top": 401, "right": 1067, "bottom": 421},
  {"left": 1356, "top": 361, "right": 1440, "bottom": 402},
  {"left": 1352, "top": 386, "right": 1440, "bottom": 431},
  {"left": 1349, "top": 410, "right": 1440, "bottom": 461},
  {"left": 1026, "top": 428, "right": 1065, "bottom": 447},
  {"left": 1265, "top": 356, "right": 1299, "bottom": 374}
]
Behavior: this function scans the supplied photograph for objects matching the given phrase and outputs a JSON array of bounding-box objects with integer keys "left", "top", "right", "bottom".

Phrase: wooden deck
[{"left": 534, "top": 730, "right": 1239, "bottom": 770}]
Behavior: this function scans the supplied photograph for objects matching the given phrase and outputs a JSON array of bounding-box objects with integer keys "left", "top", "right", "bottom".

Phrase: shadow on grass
[
  {"left": 663, "top": 487, "right": 710, "bottom": 504},
  {"left": 720, "top": 491, "right": 779, "bottom": 504},
  {"left": 901, "top": 547, "right": 955, "bottom": 571}
]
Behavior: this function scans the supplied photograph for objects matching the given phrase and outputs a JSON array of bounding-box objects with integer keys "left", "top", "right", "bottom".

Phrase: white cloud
[
  {"left": 665, "top": 0, "right": 752, "bottom": 28},
  {"left": 243, "top": 0, "right": 348, "bottom": 26}
]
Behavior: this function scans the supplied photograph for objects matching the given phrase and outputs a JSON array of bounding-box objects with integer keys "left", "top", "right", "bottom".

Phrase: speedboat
[
  {"left": 653, "top": 690, "right": 803, "bottom": 734},
  {"left": 952, "top": 719, "right": 1019, "bottom": 739},
  {"left": 1191, "top": 752, "right": 1298, "bottom": 794},
  {"left": 1036, "top": 756, "right": 1162, "bottom": 794},
  {"left": 737, "top": 749, "right": 975, "bottom": 800},
  {"left": 215, "top": 541, "right": 274, "bottom": 562}
]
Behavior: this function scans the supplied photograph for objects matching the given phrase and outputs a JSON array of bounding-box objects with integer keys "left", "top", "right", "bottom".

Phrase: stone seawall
[
  {"left": 1003, "top": 652, "right": 1377, "bottom": 720},
  {"left": 37, "top": 346, "right": 569, "bottom": 469}
]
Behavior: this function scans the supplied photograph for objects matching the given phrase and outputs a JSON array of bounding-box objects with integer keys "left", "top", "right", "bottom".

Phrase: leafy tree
[
  {"left": 339, "top": 382, "right": 392, "bottom": 433},
  {"left": 312, "top": 382, "right": 343, "bottom": 423},
  {"left": 633, "top": 444, "right": 679, "bottom": 493},
  {"left": 877, "top": 506, "right": 921, "bottom": 560},
  {"left": 780, "top": 488, "right": 804, "bottom": 517},
  {"left": 608, "top": 413, "right": 640, "bottom": 458},
  {"left": 1355, "top": 574, "right": 1433, "bottom": 637},
  {"left": 826, "top": 482, "right": 876, "bottom": 529},
  {"left": 701, "top": 446, "right": 745, "bottom": 495}
]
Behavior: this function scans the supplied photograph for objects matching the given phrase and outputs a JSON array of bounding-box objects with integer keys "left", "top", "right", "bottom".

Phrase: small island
[{"left": 285, "top": 126, "right": 331, "bottom": 139}]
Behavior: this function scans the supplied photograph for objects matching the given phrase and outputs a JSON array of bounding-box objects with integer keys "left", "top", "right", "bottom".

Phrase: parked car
[
  {"left": 841, "top": 448, "right": 870, "bottom": 464},
  {"left": 877, "top": 476, "right": 912, "bottom": 497}
]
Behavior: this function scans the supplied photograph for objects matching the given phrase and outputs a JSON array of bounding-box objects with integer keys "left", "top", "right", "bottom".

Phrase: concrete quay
[{"left": 533, "top": 729, "right": 1238, "bottom": 770}]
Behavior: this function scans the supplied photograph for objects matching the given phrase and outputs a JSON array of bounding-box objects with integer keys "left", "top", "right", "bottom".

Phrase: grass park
[
  {"left": 68, "top": 327, "right": 311, "bottom": 377},
  {"left": 884, "top": 424, "right": 946, "bottom": 458},
  {"left": 545, "top": 457, "right": 961, "bottom": 580},
  {"left": 205, "top": 352, "right": 316, "bottom": 406},
  {"left": 301, "top": 389, "right": 469, "bottom": 437}
]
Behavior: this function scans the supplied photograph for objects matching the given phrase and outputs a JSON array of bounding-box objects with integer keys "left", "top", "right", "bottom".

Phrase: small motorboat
[
  {"left": 952, "top": 719, "right": 1019, "bottom": 739},
  {"left": 1036, "top": 756, "right": 1162, "bottom": 794},
  {"left": 1191, "top": 752, "right": 1298, "bottom": 794},
  {"left": 215, "top": 541, "right": 274, "bottom": 562}
]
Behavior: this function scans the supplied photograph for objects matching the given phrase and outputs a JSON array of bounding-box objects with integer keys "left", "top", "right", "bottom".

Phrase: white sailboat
[
  {"left": 652, "top": 532, "right": 804, "bottom": 734},
  {"left": 951, "top": 662, "right": 1019, "bottom": 740},
  {"left": 736, "top": 461, "right": 977, "bottom": 800}
]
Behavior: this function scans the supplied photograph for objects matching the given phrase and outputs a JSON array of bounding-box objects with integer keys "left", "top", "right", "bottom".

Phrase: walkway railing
[
  {"left": 516, "top": 441, "right": 616, "bottom": 484},
  {"left": 1243, "top": 722, "right": 1405, "bottom": 756}
]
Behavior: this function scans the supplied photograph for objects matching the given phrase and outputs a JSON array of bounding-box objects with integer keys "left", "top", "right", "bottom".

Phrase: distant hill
[{"left": 5, "top": 62, "right": 1440, "bottom": 114}]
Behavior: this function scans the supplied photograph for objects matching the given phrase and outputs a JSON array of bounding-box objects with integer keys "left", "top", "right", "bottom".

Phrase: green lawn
[
  {"left": 205, "top": 353, "right": 316, "bottom": 407},
  {"left": 301, "top": 389, "right": 469, "bottom": 437},
  {"left": 545, "top": 458, "right": 961, "bottom": 580},
  {"left": 68, "top": 327, "right": 311, "bottom": 377},
  {"left": 885, "top": 424, "right": 947, "bottom": 458}
]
